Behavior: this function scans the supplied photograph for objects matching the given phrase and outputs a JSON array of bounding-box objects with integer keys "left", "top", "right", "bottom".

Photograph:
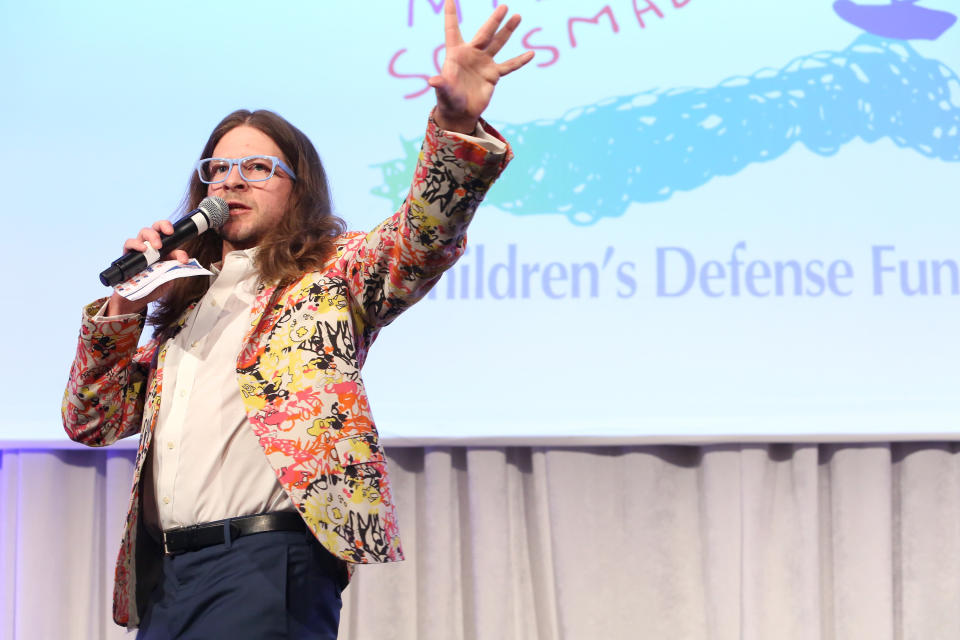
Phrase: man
[{"left": 61, "top": 2, "right": 533, "bottom": 637}]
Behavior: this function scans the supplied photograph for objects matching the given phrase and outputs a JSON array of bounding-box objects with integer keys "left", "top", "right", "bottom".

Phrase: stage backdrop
[{"left": 2, "top": 0, "right": 958, "bottom": 445}]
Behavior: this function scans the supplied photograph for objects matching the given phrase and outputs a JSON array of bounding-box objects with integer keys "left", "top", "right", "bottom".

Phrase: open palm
[{"left": 429, "top": 0, "right": 534, "bottom": 133}]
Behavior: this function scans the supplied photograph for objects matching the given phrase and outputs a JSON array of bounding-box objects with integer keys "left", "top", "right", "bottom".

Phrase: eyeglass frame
[{"left": 195, "top": 155, "right": 298, "bottom": 184}]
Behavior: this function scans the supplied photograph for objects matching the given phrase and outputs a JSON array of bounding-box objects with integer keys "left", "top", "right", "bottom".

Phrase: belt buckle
[{"left": 162, "top": 526, "right": 188, "bottom": 556}]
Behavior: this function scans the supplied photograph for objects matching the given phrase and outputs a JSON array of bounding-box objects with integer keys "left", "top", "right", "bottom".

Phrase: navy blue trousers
[{"left": 137, "top": 527, "right": 346, "bottom": 639}]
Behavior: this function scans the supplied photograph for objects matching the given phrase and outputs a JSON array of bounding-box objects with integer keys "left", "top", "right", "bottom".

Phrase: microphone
[{"left": 99, "top": 196, "right": 230, "bottom": 287}]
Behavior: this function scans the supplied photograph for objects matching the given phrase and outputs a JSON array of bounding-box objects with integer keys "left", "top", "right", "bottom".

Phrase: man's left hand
[{"left": 429, "top": 0, "right": 534, "bottom": 134}]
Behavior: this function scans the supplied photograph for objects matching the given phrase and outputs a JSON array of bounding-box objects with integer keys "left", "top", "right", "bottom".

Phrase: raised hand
[{"left": 429, "top": 0, "right": 534, "bottom": 134}]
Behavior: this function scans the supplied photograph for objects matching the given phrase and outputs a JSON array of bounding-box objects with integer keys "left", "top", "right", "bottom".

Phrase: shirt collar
[
  {"left": 209, "top": 246, "right": 259, "bottom": 277},
  {"left": 207, "top": 247, "right": 260, "bottom": 306}
]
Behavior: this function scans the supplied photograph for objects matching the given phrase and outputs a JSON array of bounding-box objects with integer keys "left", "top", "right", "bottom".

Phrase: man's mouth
[{"left": 227, "top": 202, "right": 252, "bottom": 215}]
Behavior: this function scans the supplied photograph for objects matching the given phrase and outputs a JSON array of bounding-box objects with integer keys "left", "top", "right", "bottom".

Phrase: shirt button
[
  {"left": 162, "top": 497, "right": 170, "bottom": 505},
  {"left": 167, "top": 441, "right": 175, "bottom": 450},
  {"left": 191, "top": 341, "right": 199, "bottom": 349},
  {"left": 179, "top": 390, "right": 186, "bottom": 398}
]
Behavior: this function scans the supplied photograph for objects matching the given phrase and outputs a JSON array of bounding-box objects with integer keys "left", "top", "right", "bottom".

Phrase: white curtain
[{"left": 2, "top": 443, "right": 959, "bottom": 640}]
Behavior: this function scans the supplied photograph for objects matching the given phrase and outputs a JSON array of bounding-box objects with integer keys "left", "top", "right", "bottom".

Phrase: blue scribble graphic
[
  {"left": 834, "top": 0, "right": 956, "bottom": 40},
  {"left": 373, "top": 35, "right": 960, "bottom": 225}
]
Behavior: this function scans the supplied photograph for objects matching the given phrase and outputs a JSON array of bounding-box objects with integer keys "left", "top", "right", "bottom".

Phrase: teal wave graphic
[{"left": 372, "top": 35, "right": 960, "bottom": 225}]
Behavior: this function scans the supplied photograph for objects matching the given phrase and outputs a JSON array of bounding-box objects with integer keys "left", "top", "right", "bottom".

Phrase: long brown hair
[{"left": 149, "top": 109, "right": 346, "bottom": 341}]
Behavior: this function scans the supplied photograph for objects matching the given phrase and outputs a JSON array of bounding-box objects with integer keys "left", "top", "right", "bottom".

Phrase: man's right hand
[{"left": 106, "top": 220, "right": 191, "bottom": 316}]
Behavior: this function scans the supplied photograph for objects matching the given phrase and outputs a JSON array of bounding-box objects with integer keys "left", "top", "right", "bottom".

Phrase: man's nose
[{"left": 222, "top": 163, "right": 247, "bottom": 188}]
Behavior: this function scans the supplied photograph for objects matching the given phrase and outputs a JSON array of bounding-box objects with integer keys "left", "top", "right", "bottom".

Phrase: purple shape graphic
[{"left": 833, "top": 0, "right": 956, "bottom": 40}]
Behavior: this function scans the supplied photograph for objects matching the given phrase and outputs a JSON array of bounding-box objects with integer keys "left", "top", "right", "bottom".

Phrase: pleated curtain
[{"left": 2, "top": 442, "right": 959, "bottom": 640}]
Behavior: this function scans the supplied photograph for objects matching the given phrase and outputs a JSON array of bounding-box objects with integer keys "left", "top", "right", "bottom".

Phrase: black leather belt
[{"left": 162, "top": 512, "right": 306, "bottom": 556}]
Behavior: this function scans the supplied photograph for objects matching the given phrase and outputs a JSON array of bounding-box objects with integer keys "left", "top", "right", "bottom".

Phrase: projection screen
[{"left": 3, "top": 0, "right": 958, "bottom": 446}]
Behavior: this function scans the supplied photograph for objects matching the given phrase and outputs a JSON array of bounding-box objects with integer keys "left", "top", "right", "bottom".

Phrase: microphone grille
[{"left": 198, "top": 196, "right": 229, "bottom": 229}]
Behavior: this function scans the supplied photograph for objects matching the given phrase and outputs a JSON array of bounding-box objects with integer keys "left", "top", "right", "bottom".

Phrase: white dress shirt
[{"left": 142, "top": 249, "right": 294, "bottom": 532}]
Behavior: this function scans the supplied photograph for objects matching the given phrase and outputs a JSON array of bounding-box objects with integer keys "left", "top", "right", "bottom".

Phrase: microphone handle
[{"left": 98, "top": 215, "right": 204, "bottom": 287}]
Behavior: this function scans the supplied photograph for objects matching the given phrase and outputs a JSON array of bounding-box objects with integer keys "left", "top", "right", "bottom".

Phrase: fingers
[
  {"left": 153, "top": 220, "right": 174, "bottom": 236},
  {"left": 122, "top": 220, "right": 175, "bottom": 254},
  {"left": 485, "top": 13, "right": 521, "bottom": 57},
  {"left": 497, "top": 50, "right": 535, "bottom": 77},
  {"left": 168, "top": 249, "right": 189, "bottom": 264},
  {"left": 123, "top": 230, "right": 160, "bottom": 254},
  {"left": 470, "top": 4, "right": 509, "bottom": 50},
  {"left": 443, "top": 0, "right": 464, "bottom": 49}
]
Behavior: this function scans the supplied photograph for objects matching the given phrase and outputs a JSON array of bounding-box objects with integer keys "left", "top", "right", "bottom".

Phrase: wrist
[
  {"left": 433, "top": 110, "right": 479, "bottom": 135},
  {"left": 107, "top": 293, "right": 146, "bottom": 317}
]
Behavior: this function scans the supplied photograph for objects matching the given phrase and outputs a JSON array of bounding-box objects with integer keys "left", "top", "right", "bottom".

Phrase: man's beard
[{"left": 221, "top": 220, "right": 265, "bottom": 250}]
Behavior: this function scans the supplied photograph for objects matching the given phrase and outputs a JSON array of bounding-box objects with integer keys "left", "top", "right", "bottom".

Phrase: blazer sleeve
[
  {"left": 335, "top": 112, "right": 512, "bottom": 331},
  {"left": 61, "top": 298, "right": 159, "bottom": 446}
]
